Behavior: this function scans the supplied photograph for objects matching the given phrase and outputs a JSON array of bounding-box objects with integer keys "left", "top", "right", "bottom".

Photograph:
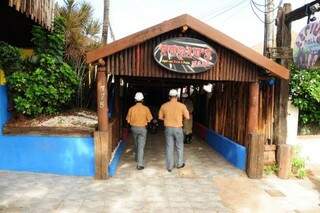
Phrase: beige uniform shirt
[
  {"left": 126, "top": 103, "right": 153, "bottom": 127},
  {"left": 159, "top": 99, "right": 189, "bottom": 128}
]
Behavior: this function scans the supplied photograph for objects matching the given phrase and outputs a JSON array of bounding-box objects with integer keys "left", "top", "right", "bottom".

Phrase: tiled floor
[
  {"left": 0, "top": 133, "right": 238, "bottom": 212},
  {"left": 0, "top": 132, "right": 319, "bottom": 213}
]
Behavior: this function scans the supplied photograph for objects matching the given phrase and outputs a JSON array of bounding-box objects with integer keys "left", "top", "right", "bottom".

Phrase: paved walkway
[{"left": 0, "top": 132, "right": 320, "bottom": 213}]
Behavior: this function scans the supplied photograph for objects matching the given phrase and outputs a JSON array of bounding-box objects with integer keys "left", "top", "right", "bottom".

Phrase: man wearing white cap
[
  {"left": 126, "top": 92, "right": 153, "bottom": 170},
  {"left": 159, "top": 89, "right": 190, "bottom": 172}
]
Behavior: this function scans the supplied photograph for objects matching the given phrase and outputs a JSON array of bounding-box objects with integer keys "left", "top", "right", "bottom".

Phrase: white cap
[
  {"left": 169, "top": 89, "right": 178, "bottom": 97},
  {"left": 134, "top": 92, "right": 144, "bottom": 101},
  {"left": 182, "top": 93, "right": 188, "bottom": 98}
]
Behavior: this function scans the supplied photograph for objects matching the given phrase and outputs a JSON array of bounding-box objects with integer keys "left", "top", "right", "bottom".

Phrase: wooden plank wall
[
  {"left": 209, "top": 82, "right": 249, "bottom": 146},
  {"left": 258, "top": 82, "right": 275, "bottom": 146},
  {"left": 207, "top": 81, "right": 274, "bottom": 148},
  {"left": 105, "top": 29, "right": 260, "bottom": 82},
  {"left": 8, "top": 0, "right": 54, "bottom": 29}
]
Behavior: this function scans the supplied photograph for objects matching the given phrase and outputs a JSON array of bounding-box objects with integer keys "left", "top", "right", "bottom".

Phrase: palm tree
[
  {"left": 102, "top": 0, "right": 110, "bottom": 44},
  {"left": 56, "top": 0, "right": 101, "bottom": 61},
  {"left": 56, "top": 0, "right": 101, "bottom": 107}
]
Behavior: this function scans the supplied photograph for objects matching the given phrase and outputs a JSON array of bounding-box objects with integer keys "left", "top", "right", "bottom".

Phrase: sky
[{"left": 58, "top": 0, "right": 319, "bottom": 48}]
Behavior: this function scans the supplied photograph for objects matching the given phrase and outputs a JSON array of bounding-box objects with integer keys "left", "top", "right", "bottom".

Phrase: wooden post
[
  {"left": 274, "top": 4, "right": 293, "bottom": 179},
  {"left": 97, "top": 59, "right": 109, "bottom": 131},
  {"left": 277, "top": 144, "right": 293, "bottom": 179},
  {"left": 247, "top": 134, "right": 264, "bottom": 179},
  {"left": 274, "top": 3, "right": 292, "bottom": 145},
  {"left": 247, "top": 82, "right": 259, "bottom": 134},
  {"left": 95, "top": 59, "right": 110, "bottom": 180},
  {"left": 114, "top": 77, "right": 122, "bottom": 140},
  {"left": 246, "top": 82, "right": 264, "bottom": 179},
  {"left": 94, "top": 131, "right": 109, "bottom": 179}
]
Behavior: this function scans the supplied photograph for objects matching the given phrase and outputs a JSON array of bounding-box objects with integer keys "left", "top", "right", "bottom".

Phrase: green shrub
[
  {"left": 8, "top": 54, "right": 78, "bottom": 116},
  {"left": 291, "top": 145, "right": 307, "bottom": 179},
  {"left": 290, "top": 65, "right": 320, "bottom": 129},
  {"left": 264, "top": 164, "right": 279, "bottom": 175},
  {"left": 0, "top": 41, "right": 23, "bottom": 75},
  {"left": 5, "top": 16, "right": 79, "bottom": 117}
]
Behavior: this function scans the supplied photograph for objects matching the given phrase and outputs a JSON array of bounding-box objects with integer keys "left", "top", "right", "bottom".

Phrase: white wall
[{"left": 286, "top": 101, "right": 299, "bottom": 145}]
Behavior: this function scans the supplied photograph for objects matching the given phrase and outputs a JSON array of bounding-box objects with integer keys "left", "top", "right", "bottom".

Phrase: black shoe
[
  {"left": 184, "top": 135, "right": 191, "bottom": 144},
  {"left": 177, "top": 163, "right": 185, "bottom": 169},
  {"left": 167, "top": 169, "right": 172, "bottom": 172},
  {"left": 137, "top": 166, "right": 144, "bottom": 170}
]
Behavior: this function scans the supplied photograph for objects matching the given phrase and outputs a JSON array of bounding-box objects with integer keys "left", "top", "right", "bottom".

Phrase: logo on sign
[
  {"left": 153, "top": 37, "right": 217, "bottom": 74},
  {"left": 294, "top": 21, "right": 320, "bottom": 68}
]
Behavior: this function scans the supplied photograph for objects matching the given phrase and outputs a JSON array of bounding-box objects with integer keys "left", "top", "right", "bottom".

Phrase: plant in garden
[
  {"left": 0, "top": 41, "right": 23, "bottom": 75},
  {"left": 56, "top": 0, "right": 101, "bottom": 107},
  {"left": 31, "top": 16, "right": 65, "bottom": 61},
  {"left": 264, "top": 164, "right": 279, "bottom": 175},
  {"left": 7, "top": 16, "right": 79, "bottom": 117},
  {"left": 290, "top": 65, "right": 320, "bottom": 132},
  {"left": 291, "top": 145, "right": 307, "bottom": 179}
]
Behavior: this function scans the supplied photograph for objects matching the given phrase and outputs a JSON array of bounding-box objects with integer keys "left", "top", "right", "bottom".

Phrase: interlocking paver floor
[{"left": 1, "top": 132, "right": 320, "bottom": 213}]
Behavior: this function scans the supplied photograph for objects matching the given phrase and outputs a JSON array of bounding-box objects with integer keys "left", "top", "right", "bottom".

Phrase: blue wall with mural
[{"left": 0, "top": 85, "right": 95, "bottom": 176}]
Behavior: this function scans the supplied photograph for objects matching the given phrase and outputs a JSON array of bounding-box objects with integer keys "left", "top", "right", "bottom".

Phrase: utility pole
[
  {"left": 102, "top": 0, "right": 110, "bottom": 44},
  {"left": 264, "top": 0, "right": 275, "bottom": 56}
]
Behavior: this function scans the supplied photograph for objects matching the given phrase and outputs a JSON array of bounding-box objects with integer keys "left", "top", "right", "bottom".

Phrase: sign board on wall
[
  {"left": 294, "top": 21, "right": 320, "bottom": 69},
  {"left": 153, "top": 37, "right": 217, "bottom": 74}
]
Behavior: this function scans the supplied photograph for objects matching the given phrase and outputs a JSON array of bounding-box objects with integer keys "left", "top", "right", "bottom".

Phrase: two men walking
[{"left": 126, "top": 89, "right": 190, "bottom": 172}]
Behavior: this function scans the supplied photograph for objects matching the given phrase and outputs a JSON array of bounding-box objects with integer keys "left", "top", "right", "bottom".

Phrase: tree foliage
[
  {"left": 290, "top": 65, "right": 320, "bottom": 127},
  {"left": 56, "top": 0, "right": 101, "bottom": 108},
  {"left": 56, "top": 0, "right": 101, "bottom": 61},
  {"left": 0, "top": 41, "right": 23, "bottom": 75},
  {"left": 6, "top": 17, "right": 79, "bottom": 117}
]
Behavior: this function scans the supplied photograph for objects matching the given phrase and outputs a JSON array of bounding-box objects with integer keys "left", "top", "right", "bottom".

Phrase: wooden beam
[
  {"left": 277, "top": 144, "right": 292, "bottom": 179},
  {"left": 247, "top": 82, "right": 259, "bottom": 134},
  {"left": 246, "top": 81, "right": 264, "bottom": 179},
  {"left": 94, "top": 131, "right": 109, "bottom": 179},
  {"left": 285, "top": 0, "right": 320, "bottom": 24},
  {"left": 274, "top": 4, "right": 292, "bottom": 145},
  {"left": 95, "top": 59, "right": 110, "bottom": 180},
  {"left": 97, "top": 59, "right": 109, "bottom": 131},
  {"left": 247, "top": 133, "right": 264, "bottom": 179}
]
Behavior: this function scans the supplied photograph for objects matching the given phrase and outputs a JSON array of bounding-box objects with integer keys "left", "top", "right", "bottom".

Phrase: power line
[
  {"left": 109, "top": 24, "right": 115, "bottom": 41},
  {"left": 250, "top": 0, "right": 274, "bottom": 7},
  {"left": 221, "top": 2, "right": 249, "bottom": 23},
  {"left": 250, "top": 0, "right": 283, "bottom": 24},
  {"left": 250, "top": 0, "right": 269, "bottom": 23},
  {"left": 204, "top": 0, "right": 248, "bottom": 21},
  {"left": 251, "top": 0, "right": 283, "bottom": 14},
  {"left": 202, "top": 1, "right": 240, "bottom": 19}
]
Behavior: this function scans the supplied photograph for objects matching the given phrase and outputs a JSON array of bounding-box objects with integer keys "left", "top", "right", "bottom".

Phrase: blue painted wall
[
  {"left": 0, "top": 86, "right": 11, "bottom": 135},
  {"left": 0, "top": 85, "right": 95, "bottom": 176},
  {"left": 194, "top": 123, "right": 247, "bottom": 171},
  {"left": 108, "top": 141, "right": 126, "bottom": 177},
  {"left": 206, "top": 129, "right": 247, "bottom": 170}
]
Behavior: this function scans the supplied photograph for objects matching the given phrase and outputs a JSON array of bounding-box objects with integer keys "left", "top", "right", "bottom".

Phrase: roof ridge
[{"left": 86, "top": 14, "right": 289, "bottom": 79}]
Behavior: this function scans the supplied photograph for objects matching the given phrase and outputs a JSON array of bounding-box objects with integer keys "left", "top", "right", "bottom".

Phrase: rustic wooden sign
[{"left": 153, "top": 37, "right": 217, "bottom": 74}]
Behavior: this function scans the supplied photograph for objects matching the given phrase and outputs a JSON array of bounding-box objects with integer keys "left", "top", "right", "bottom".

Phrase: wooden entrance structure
[{"left": 86, "top": 14, "right": 289, "bottom": 179}]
